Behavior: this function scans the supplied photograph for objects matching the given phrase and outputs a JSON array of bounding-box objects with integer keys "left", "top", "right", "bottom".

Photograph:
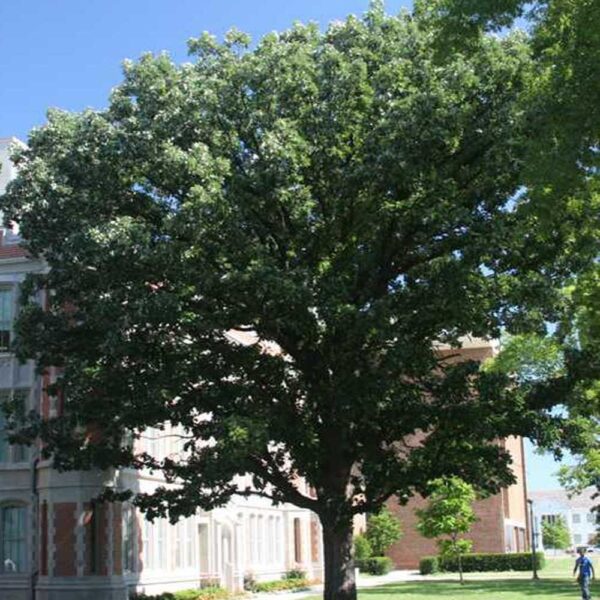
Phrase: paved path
[{"left": 251, "top": 570, "right": 423, "bottom": 600}]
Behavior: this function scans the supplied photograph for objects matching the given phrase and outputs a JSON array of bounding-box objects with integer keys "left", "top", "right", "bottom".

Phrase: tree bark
[{"left": 322, "top": 521, "right": 357, "bottom": 600}]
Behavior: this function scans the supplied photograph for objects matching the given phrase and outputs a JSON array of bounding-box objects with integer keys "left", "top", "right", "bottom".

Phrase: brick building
[{"left": 386, "top": 338, "right": 530, "bottom": 569}]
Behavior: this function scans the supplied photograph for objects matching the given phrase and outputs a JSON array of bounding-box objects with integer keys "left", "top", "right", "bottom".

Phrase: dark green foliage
[
  {"left": 356, "top": 557, "right": 393, "bottom": 575},
  {"left": 2, "top": 5, "right": 574, "bottom": 524},
  {"left": 2, "top": 3, "right": 597, "bottom": 599},
  {"left": 419, "top": 552, "right": 545, "bottom": 575},
  {"left": 419, "top": 556, "right": 439, "bottom": 575}
]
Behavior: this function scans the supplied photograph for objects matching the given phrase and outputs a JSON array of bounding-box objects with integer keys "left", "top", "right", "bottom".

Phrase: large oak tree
[{"left": 2, "top": 4, "right": 595, "bottom": 599}]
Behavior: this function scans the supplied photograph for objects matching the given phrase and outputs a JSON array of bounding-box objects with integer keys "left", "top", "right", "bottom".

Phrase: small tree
[
  {"left": 542, "top": 517, "right": 571, "bottom": 554},
  {"left": 366, "top": 507, "right": 402, "bottom": 556},
  {"left": 416, "top": 477, "right": 477, "bottom": 584},
  {"left": 353, "top": 535, "right": 373, "bottom": 561}
]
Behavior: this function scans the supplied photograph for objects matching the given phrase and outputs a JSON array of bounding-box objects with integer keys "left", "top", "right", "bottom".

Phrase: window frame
[
  {"left": 122, "top": 504, "right": 136, "bottom": 574},
  {"left": 0, "top": 286, "right": 14, "bottom": 354},
  {"left": 0, "top": 502, "right": 28, "bottom": 575},
  {"left": 0, "top": 388, "right": 30, "bottom": 465}
]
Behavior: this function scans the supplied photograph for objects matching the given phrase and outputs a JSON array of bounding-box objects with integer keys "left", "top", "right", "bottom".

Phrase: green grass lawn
[
  {"left": 351, "top": 578, "right": 589, "bottom": 599},
  {"left": 310, "top": 557, "right": 592, "bottom": 599}
]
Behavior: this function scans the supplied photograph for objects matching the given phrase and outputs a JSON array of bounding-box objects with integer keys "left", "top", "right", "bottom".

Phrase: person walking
[{"left": 574, "top": 547, "right": 595, "bottom": 600}]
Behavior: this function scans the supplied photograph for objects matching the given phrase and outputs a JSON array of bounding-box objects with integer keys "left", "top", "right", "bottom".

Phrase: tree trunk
[
  {"left": 322, "top": 521, "right": 357, "bottom": 600},
  {"left": 458, "top": 551, "right": 464, "bottom": 585}
]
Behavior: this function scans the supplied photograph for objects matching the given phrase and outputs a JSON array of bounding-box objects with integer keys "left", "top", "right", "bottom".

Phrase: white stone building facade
[{"left": 530, "top": 488, "right": 599, "bottom": 550}]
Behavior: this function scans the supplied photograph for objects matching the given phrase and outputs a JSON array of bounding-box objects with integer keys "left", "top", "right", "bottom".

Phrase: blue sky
[
  {"left": 0, "top": 0, "right": 409, "bottom": 140},
  {"left": 0, "top": 1, "right": 567, "bottom": 492}
]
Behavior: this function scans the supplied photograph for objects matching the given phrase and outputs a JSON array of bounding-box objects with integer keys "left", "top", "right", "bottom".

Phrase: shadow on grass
[{"left": 360, "top": 579, "right": 586, "bottom": 597}]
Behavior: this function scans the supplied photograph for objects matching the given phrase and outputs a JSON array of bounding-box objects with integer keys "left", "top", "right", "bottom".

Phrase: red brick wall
[
  {"left": 386, "top": 493, "right": 507, "bottom": 569},
  {"left": 54, "top": 502, "right": 77, "bottom": 576}
]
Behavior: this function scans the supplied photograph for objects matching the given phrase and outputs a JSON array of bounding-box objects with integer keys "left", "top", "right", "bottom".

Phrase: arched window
[{"left": 1, "top": 504, "right": 27, "bottom": 573}]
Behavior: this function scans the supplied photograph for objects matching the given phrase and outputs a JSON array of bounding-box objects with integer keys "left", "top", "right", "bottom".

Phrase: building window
[
  {"left": 1, "top": 504, "right": 27, "bottom": 573},
  {"left": 541, "top": 514, "right": 558, "bottom": 524},
  {"left": 142, "top": 519, "right": 152, "bottom": 570},
  {"left": 122, "top": 504, "right": 136, "bottom": 573},
  {"left": 174, "top": 519, "right": 183, "bottom": 569},
  {"left": 573, "top": 513, "right": 581, "bottom": 524},
  {"left": 173, "top": 517, "right": 194, "bottom": 570},
  {"left": 84, "top": 501, "right": 105, "bottom": 575},
  {"left": 587, "top": 513, "right": 596, "bottom": 524},
  {"left": 186, "top": 518, "right": 194, "bottom": 568},
  {"left": 0, "top": 289, "right": 12, "bottom": 352},
  {"left": 156, "top": 519, "right": 166, "bottom": 569},
  {"left": 293, "top": 518, "right": 302, "bottom": 564},
  {"left": 0, "top": 389, "right": 29, "bottom": 464}
]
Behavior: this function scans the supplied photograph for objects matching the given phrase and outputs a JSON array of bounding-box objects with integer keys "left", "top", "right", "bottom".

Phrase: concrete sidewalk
[{"left": 250, "top": 569, "right": 423, "bottom": 600}]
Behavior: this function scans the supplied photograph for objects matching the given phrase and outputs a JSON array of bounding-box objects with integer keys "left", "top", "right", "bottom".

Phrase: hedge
[
  {"left": 252, "top": 578, "right": 310, "bottom": 593},
  {"left": 419, "top": 552, "right": 546, "bottom": 575},
  {"left": 131, "top": 586, "right": 228, "bottom": 600},
  {"left": 356, "top": 556, "right": 393, "bottom": 575}
]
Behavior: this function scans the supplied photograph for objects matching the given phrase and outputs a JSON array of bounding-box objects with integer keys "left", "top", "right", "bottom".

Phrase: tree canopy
[
  {"left": 432, "top": 0, "right": 600, "bottom": 509},
  {"left": 541, "top": 516, "right": 571, "bottom": 551},
  {"left": 2, "top": 4, "right": 598, "bottom": 600}
]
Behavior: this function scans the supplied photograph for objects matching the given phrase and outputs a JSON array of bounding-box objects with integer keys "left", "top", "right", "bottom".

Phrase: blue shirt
[{"left": 576, "top": 555, "right": 593, "bottom": 578}]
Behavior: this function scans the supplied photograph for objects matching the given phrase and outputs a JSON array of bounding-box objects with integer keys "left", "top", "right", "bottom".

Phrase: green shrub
[
  {"left": 130, "top": 587, "right": 228, "bottom": 600},
  {"left": 419, "top": 552, "right": 545, "bottom": 574},
  {"left": 284, "top": 569, "right": 307, "bottom": 580},
  {"left": 354, "top": 534, "right": 373, "bottom": 561},
  {"left": 356, "top": 556, "right": 393, "bottom": 575},
  {"left": 419, "top": 556, "right": 439, "bottom": 575},
  {"left": 253, "top": 578, "right": 309, "bottom": 593},
  {"left": 130, "top": 594, "right": 175, "bottom": 600},
  {"left": 175, "top": 587, "right": 228, "bottom": 600},
  {"left": 366, "top": 508, "right": 402, "bottom": 556}
]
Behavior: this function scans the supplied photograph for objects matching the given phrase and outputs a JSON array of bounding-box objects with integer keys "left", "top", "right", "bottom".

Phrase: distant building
[
  {"left": 386, "top": 339, "right": 531, "bottom": 569},
  {"left": 530, "top": 488, "right": 599, "bottom": 549}
]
